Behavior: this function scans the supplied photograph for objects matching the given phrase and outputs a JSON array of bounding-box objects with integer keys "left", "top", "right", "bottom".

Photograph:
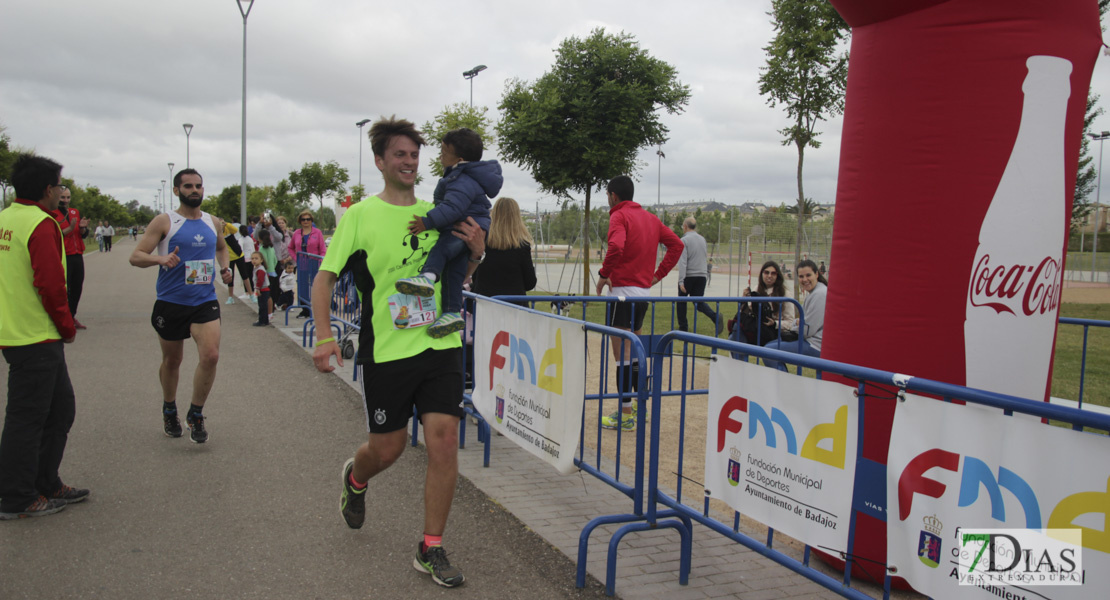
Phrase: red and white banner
[
  {"left": 705, "top": 357, "right": 858, "bottom": 552},
  {"left": 472, "top": 298, "right": 586, "bottom": 474},
  {"left": 887, "top": 396, "right": 1110, "bottom": 599}
]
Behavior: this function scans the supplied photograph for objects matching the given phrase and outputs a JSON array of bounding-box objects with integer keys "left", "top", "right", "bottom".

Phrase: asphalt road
[{"left": 0, "top": 238, "right": 611, "bottom": 600}]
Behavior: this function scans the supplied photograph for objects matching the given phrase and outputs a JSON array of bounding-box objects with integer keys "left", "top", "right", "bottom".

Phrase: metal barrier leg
[
  {"left": 575, "top": 513, "right": 648, "bottom": 590},
  {"left": 605, "top": 519, "right": 690, "bottom": 596}
]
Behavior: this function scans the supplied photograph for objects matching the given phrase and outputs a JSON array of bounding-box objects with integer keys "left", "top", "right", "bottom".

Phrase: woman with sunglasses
[
  {"left": 286, "top": 210, "right": 327, "bottom": 317},
  {"left": 730, "top": 260, "right": 795, "bottom": 347}
]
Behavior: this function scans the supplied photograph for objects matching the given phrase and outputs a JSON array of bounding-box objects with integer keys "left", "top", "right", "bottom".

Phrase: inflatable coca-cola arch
[{"left": 823, "top": 0, "right": 1101, "bottom": 585}]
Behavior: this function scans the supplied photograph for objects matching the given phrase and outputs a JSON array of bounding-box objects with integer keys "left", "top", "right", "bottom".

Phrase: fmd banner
[
  {"left": 887, "top": 396, "right": 1109, "bottom": 599},
  {"left": 705, "top": 356, "right": 858, "bottom": 552},
  {"left": 473, "top": 298, "right": 585, "bottom": 474}
]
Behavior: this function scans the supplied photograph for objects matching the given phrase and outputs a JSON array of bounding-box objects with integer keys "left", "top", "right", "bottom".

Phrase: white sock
[{"left": 424, "top": 273, "right": 438, "bottom": 283}]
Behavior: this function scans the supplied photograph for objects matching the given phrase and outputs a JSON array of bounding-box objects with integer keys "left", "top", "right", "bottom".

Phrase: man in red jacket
[
  {"left": 54, "top": 187, "right": 88, "bottom": 329},
  {"left": 595, "top": 175, "right": 683, "bottom": 431}
]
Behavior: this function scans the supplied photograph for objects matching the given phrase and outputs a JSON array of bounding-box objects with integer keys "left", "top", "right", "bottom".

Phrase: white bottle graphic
[{"left": 965, "top": 55, "right": 1070, "bottom": 401}]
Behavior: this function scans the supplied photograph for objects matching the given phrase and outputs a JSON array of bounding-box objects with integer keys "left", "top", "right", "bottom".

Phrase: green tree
[
  {"left": 758, "top": 0, "right": 848, "bottom": 298},
  {"left": 1074, "top": 1, "right": 1110, "bottom": 233},
  {"left": 420, "top": 103, "right": 497, "bottom": 178},
  {"left": 288, "top": 161, "right": 350, "bottom": 211},
  {"left": 0, "top": 127, "right": 13, "bottom": 208},
  {"left": 498, "top": 28, "right": 691, "bottom": 295}
]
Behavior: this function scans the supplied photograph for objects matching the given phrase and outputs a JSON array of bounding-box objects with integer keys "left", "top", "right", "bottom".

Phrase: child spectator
[
  {"left": 277, "top": 262, "right": 297, "bottom": 312},
  {"left": 395, "top": 127, "right": 502, "bottom": 338},
  {"left": 250, "top": 252, "right": 270, "bottom": 327},
  {"left": 258, "top": 229, "right": 279, "bottom": 321},
  {"left": 239, "top": 225, "right": 257, "bottom": 302}
]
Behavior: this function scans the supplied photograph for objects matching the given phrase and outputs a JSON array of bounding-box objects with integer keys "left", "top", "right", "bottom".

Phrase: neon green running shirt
[{"left": 319, "top": 195, "right": 461, "bottom": 364}]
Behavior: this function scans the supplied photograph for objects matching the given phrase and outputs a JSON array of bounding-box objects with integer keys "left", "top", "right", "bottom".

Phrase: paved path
[
  {"left": 1, "top": 238, "right": 903, "bottom": 600},
  {"left": 0, "top": 240, "right": 610, "bottom": 600}
]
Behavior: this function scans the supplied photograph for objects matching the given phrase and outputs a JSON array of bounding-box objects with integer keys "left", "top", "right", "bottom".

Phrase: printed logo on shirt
[{"left": 192, "top": 233, "right": 207, "bottom": 247}]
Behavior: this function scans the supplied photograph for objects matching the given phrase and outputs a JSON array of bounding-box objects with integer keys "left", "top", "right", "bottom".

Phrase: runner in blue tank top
[{"left": 129, "top": 169, "right": 233, "bottom": 444}]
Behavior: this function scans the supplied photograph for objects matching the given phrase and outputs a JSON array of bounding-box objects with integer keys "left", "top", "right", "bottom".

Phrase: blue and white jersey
[{"left": 156, "top": 211, "right": 219, "bottom": 306}]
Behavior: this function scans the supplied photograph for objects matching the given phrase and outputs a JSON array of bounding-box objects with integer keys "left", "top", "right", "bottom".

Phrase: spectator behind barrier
[
  {"left": 470, "top": 197, "right": 536, "bottom": 307},
  {"left": 761, "top": 259, "right": 827, "bottom": 371},
  {"left": 730, "top": 260, "right": 796, "bottom": 347}
]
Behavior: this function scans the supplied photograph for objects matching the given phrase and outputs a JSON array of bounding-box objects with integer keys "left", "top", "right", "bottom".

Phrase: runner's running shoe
[
  {"left": 186, "top": 413, "right": 208, "bottom": 444},
  {"left": 164, "top": 410, "right": 183, "bottom": 438},
  {"left": 340, "top": 458, "right": 366, "bottom": 529},
  {"left": 413, "top": 543, "right": 465, "bottom": 587}
]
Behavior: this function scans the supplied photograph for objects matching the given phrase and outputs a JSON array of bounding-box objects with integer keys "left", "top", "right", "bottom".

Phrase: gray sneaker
[
  {"left": 340, "top": 458, "right": 366, "bottom": 529},
  {"left": 0, "top": 496, "right": 67, "bottom": 520},
  {"left": 413, "top": 543, "right": 465, "bottom": 587}
]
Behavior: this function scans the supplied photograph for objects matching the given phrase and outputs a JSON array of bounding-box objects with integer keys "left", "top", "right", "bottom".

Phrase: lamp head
[{"left": 183, "top": 123, "right": 193, "bottom": 136}]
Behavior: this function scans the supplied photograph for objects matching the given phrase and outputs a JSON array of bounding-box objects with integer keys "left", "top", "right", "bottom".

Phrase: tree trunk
[
  {"left": 794, "top": 139, "right": 805, "bottom": 301},
  {"left": 582, "top": 187, "right": 592, "bottom": 296}
]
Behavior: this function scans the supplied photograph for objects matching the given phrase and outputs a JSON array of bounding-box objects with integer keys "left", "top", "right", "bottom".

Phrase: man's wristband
[{"left": 315, "top": 337, "right": 335, "bottom": 347}]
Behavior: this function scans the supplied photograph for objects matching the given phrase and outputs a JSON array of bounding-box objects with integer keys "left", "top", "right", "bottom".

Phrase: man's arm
[
  {"left": 311, "top": 270, "right": 342, "bottom": 372},
  {"left": 653, "top": 222, "right": 685, "bottom": 285},
  {"left": 213, "top": 218, "right": 233, "bottom": 284},
  {"left": 28, "top": 219, "right": 76, "bottom": 342},
  {"left": 129, "top": 214, "right": 178, "bottom": 269}
]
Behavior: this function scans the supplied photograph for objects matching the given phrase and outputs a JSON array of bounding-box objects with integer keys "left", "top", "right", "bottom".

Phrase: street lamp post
[
  {"left": 167, "top": 162, "right": 175, "bottom": 213},
  {"left": 356, "top": 118, "right": 371, "bottom": 190},
  {"left": 1088, "top": 130, "right": 1109, "bottom": 282},
  {"left": 462, "top": 64, "right": 487, "bottom": 107},
  {"left": 161, "top": 180, "right": 166, "bottom": 214},
  {"left": 182, "top": 123, "right": 193, "bottom": 168},
  {"left": 236, "top": 0, "right": 255, "bottom": 225}
]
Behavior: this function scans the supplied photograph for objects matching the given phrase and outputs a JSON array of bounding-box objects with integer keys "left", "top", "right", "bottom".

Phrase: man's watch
[{"left": 468, "top": 253, "right": 485, "bottom": 264}]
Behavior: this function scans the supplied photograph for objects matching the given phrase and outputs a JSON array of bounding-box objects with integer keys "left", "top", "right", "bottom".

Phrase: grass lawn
[
  {"left": 1052, "top": 303, "right": 1110, "bottom": 409},
  {"left": 525, "top": 291, "right": 1109, "bottom": 410}
]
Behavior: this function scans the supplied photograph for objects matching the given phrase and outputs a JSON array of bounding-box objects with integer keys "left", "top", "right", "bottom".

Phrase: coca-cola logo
[{"left": 968, "top": 254, "right": 1062, "bottom": 316}]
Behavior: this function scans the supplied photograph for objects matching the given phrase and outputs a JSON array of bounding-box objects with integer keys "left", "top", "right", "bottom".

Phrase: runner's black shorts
[
  {"left": 231, "top": 257, "right": 251, "bottom": 284},
  {"left": 151, "top": 299, "right": 221, "bottom": 341},
  {"left": 608, "top": 299, "right": 648, "bottom": 331},
  {"left": 357, "top": 347, "right": 464, "bottom": 434}
]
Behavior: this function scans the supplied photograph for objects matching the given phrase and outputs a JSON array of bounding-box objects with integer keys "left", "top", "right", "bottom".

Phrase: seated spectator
[{"left": 762, "top": 259, "right": 827, "bottom": 370}]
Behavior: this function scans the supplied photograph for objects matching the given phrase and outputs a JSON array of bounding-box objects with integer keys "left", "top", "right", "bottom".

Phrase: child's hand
[{"left": 407, "top": 216, "right": 426, "bottom": 235}]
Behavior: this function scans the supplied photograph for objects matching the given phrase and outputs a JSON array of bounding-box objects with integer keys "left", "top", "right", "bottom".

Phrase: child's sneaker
[
  {"left": 428, "top": 312, "right": 464, "bottom": 338},
  {"left": 395, "top": 274, "right": 436, "bottom": 297}
]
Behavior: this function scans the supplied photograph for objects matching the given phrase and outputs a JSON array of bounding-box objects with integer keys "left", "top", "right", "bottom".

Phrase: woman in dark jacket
[{"left": 471, "top": 197, "right": 536, "bottom": 307}]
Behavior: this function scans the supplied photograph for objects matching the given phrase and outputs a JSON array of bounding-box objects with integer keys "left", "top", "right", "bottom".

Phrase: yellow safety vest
[{"left": 0, "top": 202, "right": 67, "bottom": 346}]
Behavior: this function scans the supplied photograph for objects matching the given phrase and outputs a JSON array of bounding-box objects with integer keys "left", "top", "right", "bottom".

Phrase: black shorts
[
  {"left": 608, "top": 299, "right": 648, "bottom": 331},
  {"left": 232, "top": 257, "right": 251, "bottom": 283},
  {"left": 151, "top": 299, "right": 221, "bottom": 341},
  {"left": 357, "top": 347, "right": 464, "bottom": 434}
]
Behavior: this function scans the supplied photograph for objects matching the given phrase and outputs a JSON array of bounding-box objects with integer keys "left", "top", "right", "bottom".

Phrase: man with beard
[
  {"left": 54, "top": 187, "right": 88, "bottom": 329},
  {"left": 129, "top": 169, "right": 233, "bottom": 444}
]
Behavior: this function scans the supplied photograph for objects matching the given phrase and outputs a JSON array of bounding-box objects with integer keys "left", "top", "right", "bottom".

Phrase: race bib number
[
  {"left": 184, "top": 260, "right": 215, "bottom": 285},
  {"left": 388, "top": 293, "right": 436, "bottom": 329}
]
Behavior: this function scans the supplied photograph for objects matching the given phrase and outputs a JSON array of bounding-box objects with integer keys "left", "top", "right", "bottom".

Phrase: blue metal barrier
[
  {"left": 285, "top": 252, "right": 323, "bottom": 325},
  {"left": 1058, "top": 316, "right": 1110, "bottom": 410},
  {"left": 628, "top": 331, "right": 1110, "bottom": 600}
]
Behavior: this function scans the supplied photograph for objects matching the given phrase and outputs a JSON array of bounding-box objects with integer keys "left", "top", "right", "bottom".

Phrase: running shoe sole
[{"left": 395, "top": 280, "right": 436, "bottom": 297}]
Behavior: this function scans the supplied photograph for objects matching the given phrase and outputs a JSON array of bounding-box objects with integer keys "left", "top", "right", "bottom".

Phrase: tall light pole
[
  {"left": 462, "top": 64, "right": 487, "bottom": 107},
  {"left": 167, "top": 162, "right": 175, "bottom": 213},
  {"left": 1088, "top": 130, "right": 1109, "bottom": 282},
  {"left": 161, "top": 180, "right": 166, "bottom": 214},
  {"left": 182, "top": 123, "right": 193, "bottom": 168},
  {"left": 236, "top": 0, "right": 255, "bottom": 225},
  {"left": 356, "top": 118, "right": 371, "bottom": 190}
]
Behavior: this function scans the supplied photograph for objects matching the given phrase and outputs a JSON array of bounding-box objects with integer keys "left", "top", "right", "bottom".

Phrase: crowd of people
[{"left": 1, "top": 115, "right": 827, "bottom": 591}]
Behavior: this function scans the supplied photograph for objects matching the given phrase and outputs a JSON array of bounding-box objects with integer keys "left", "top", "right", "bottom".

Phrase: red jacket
[
  {"left": 598, "top": 201, "right": 683, "bottom": 288},
  {"left": 53, "top": 207, "right": 85, "bottom": 255}
]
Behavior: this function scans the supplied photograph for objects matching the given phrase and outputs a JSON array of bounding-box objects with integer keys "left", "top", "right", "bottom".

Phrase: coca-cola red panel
[{"left": 823, "top": 0, "right": 1100, "bottom": 587}]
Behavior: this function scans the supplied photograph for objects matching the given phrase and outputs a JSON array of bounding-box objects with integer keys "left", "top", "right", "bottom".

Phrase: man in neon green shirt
[{"left": 312, "top": 117, "right": 486, "bottom": 588}]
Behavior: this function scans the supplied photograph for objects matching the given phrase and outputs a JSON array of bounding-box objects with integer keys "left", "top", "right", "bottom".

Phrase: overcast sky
[{"left": 2, "top": 1, "right": 1109, "bottom": 216}]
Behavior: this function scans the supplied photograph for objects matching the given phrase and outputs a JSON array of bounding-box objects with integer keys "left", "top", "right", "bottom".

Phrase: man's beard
[{"left": 179, "top": 193, "right": 203, "bottom": 208}]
